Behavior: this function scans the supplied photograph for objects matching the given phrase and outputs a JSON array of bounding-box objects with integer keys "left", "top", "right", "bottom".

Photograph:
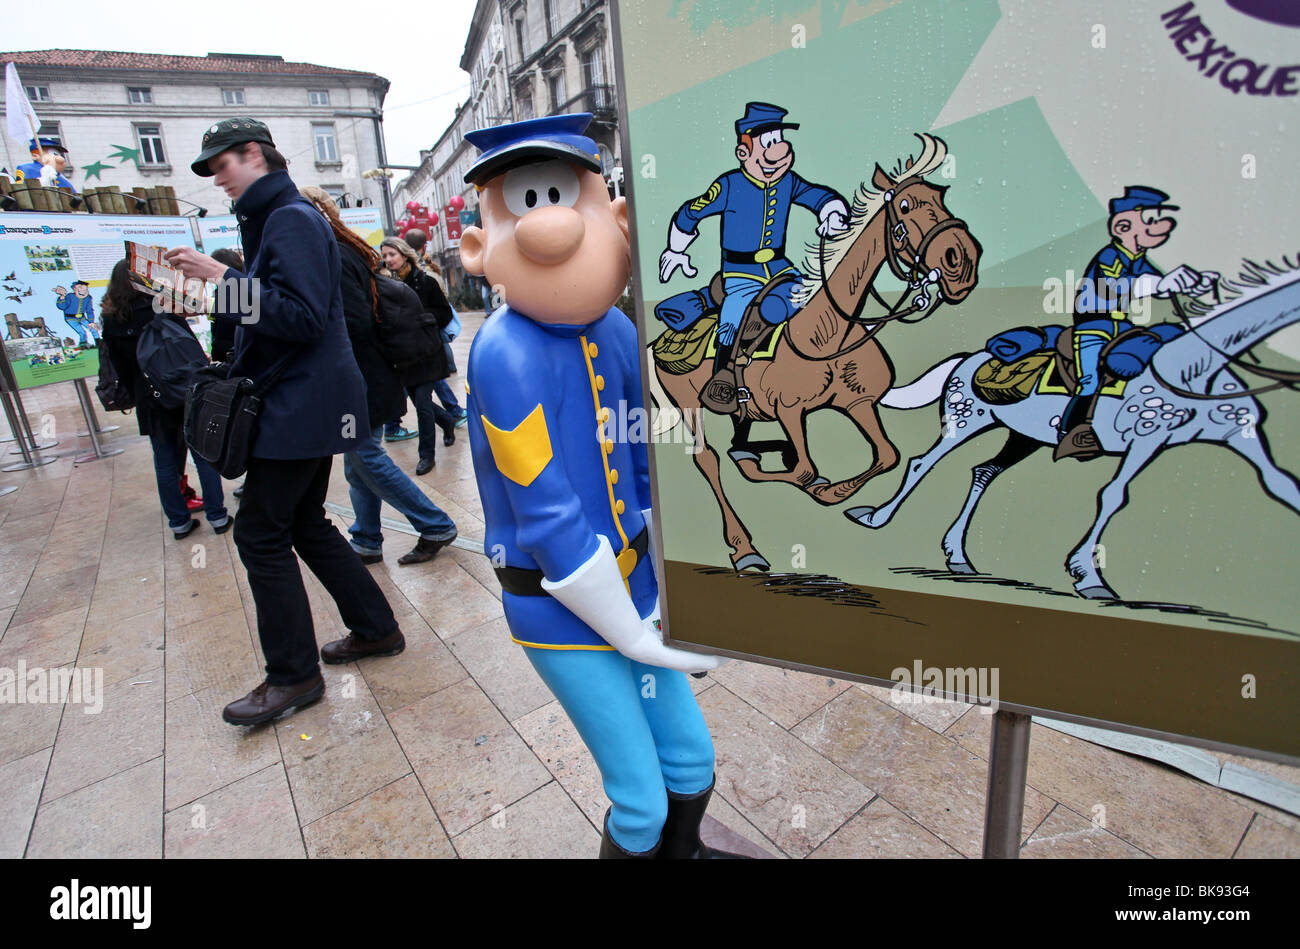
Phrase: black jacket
[
  {"left": 212, "top": 170, "right": 369, "bottom": 459},
  {"left": 102, "top": 296, "right": 198, "bottom": 438},
  {"left": 338, "top": 242, "right": 406, "bottom": 429},
  {"left": 394, "top": 265, "right": 450, "bottom": 388}
]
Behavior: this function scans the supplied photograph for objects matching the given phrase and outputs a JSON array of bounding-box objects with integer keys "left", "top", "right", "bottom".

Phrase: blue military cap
[
  {"left": 1109, "top": 185, "right": 1179, "bottom": 216},
  {"left": 464, "top": 113, "right": 602, "bottom": 186},
  {"left": 735, "top": 102, "right": 799, "bottom": 139},
  {"left": 27, "top": 137, "right": 66, "bottom": 153}
]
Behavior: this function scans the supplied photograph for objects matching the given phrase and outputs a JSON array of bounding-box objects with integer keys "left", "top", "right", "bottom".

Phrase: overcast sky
[{"left": 2, "top": 0, "right": 479, "bottom": 168}]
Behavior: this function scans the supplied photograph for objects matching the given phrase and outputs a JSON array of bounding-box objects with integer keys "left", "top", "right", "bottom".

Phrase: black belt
[
  {"left": 722, "top": 246, "right": 785, "bottom": 265},
  {"left": 495, "top": 529, "right": 649, "bottom": 597}
]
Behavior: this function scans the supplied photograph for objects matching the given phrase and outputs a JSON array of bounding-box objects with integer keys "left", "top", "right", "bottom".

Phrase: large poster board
[
  {"left": 0, "top": 213, "right": 198, "bottom": 389},
  {"left": 197, "top": 206, "right": 384, "bottom": 255},
  {"left": 616, "top": 0, "right": 1300, "bottom": 760}
]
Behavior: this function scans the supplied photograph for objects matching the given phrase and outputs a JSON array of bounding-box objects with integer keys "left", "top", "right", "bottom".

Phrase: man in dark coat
[{"left": 164, "top": 118, "right": 404, "bottom": 726}]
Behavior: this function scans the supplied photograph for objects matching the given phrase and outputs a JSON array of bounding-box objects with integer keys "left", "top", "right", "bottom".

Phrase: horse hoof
[
  {"left": 843, "top": 506, "right": 878, "bottom": 528},
  {"left": 946, "top": 561, "right": 977, "bottom": 575},
  {"left": 728, "top": 448, "right": 760, "bottom": 464},
  {"left": 733, "top": 553, "right": 770, "bottom": 573},
  {"left": 1076, "top": 584, "right": 1119, "bottom": 600},
  {"left": 807, "top": 476, "right": 830, "bottom": 488}
]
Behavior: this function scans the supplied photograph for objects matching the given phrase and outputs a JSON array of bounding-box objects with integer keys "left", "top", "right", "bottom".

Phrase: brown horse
[{"left": 651, "top": 134, "right": 982, "bottom": 571}]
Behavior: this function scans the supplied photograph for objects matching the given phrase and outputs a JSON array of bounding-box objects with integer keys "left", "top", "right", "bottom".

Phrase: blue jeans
[
  {"left": 718, "top": 270, "right": 802, "bottom": 346},
  {"left": 65, "top": 316, "right": 99, "bottom": 346},
  {"left": 342, "top": 432, "right": 457, "bottom": 554},
  {"left": 523, "top": 646, "right": 715, "bottom": 853},
  {"left": 433, "top": 378, "right": 462, "bottom": 414},
  {"left": 409, "top": 381, "right": 456, "bottom": 463},
  {"left": 1073, "top": 317, "right": 1132, "bottom": 396},
  {"left": 148, "top": 427, "right": 228, "bottom": 531}
]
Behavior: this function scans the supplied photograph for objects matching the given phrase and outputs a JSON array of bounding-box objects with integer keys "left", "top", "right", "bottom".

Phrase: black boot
[
  {"left": 598, "top": 808, "right": 660, "bottom": 859},
  {"left": 1058, "top": 393, "right": 1086, "bottom": 437},
  {"left": 657, "top": 776, "right": 750, "bottom": 859}
]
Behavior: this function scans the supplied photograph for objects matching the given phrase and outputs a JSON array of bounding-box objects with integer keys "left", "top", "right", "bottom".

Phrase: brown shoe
[
  {"left": 320, "top": 628, "right": 406, "bottom": 664},
  {"left": 222, "top": 674, "right": 324, "bottom": 726},
  {"left": 397, "top": 533, "right": 456, "bottom": 565},
  {"left": 1053, "top": 423, "right": 1103, "bottom": 462}
]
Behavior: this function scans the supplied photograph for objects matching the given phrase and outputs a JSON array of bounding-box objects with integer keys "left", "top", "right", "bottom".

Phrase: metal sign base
[
  {"left": 982, "top": 709, "right": 1032, "bottom": 858},
  {"left": 0, "top": 485, "right": 16, "bottom": 497},
  {"left": 72, "top": 378, "right": 123, "bottom": 464},
  {"left": 0, "top": 385, "right": 56, "bottom": 471}
]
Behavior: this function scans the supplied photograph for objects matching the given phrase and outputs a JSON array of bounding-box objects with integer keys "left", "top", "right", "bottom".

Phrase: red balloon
[
  {"left": 448, "top": 194, "right": 465, "bottom": 212},
  {"left": 405, "top": 200, "right": 419, "bottom": 211},
  {"left": 396, "top": 218, "right": 409, "bottom": 230},
  {"left": 428, "top": 212, "right": 439, "bottom": 226}
]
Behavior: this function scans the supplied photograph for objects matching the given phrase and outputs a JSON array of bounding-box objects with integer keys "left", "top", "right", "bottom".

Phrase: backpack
[
  {"left": 137, "top": 316, "right": 209, "bottom": 410},
  {"left": 95, "top": 345, "right": 135, "bottom": 412},
  {"left": 371, "top": 272, "right": 444, "bottom": 370}
]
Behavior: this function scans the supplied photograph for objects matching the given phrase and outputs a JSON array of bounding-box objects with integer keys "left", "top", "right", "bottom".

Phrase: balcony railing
[{"left": 558, "top": 85, "right": 616, "bottom": 118}]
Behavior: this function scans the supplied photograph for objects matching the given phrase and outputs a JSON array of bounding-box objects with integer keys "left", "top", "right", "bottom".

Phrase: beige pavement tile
[
  {"left": 164, "top": 763, "right": 304, "bottom": 858},
  {"left": 1235, "top": 814, "right": 1300, "bottom": 858},
  {"left": 9, "top": 566, "right": 95, "bottom": 628},
  {"left": 303, "top": 773, "right": 455, "bottom": 859},
  {"left": 0, "top": 746, "right": 51, "bottom": 858},
  {"left": 701, "top": 684, "right": 874, "bottom": 857},
  {"left": 447, "top": 618, "right": 552, "bottom": 721},
  {"left": 452, "top": 782, "right": 599, "bottom": 859},
  {"left": 77, "top": 606, "right": 164, "bottom": 688},
  {"left": 388, "top": 677, "right": 550, "bottom": 836},
  {"left": 0, "top": 605, "right": 13, "bottom": 633},
  {"left": 84, "top": 567, "right": 164, "bottom": 627},
  {"left": 0, "top": 693, "right": 63, "bottom": 767},
  {"left": 42, "top": 675, "right": 164, "bottom": 803},
  {"left": 392, "top": 561, "right": 502, "bottom": 640},
  {"left": 702, "top": 789, "right": 786, "bottom": 858},
  {"left": 708, "top": 660, "right": 851, "bottom": 729},
  {"left": 163, "top": 571, "right": 243, "bottom": 630},
  {"left": 448, "top": 546, "right": 500, "bottom": 601},
  {"left": 513, "top": 698, "right": 607, "bottom": 827},
  {"left": 1020, "top": 804, "right": 1150, "bottom": 859},
  {"left": 163, "top": 686, "right": 282, "bottom": 811},
  {"left": 946, "top": 711, "right": 1255, "bottom": 859},
  {"left": 165, "top": 608, "right": 259, "bottom": 699},
  {"left": 0, "top": 604, "right": 89, "bottom": 669},
  {"left": 27, "top": 756, "right": 162, "bottom": 858},
  {"left": 856, "top": 681, "right": 972, "bottom": 734},
  {"left": 31, "top": 534, "right": 105, "bottom": 580},
  {"left": 357, "top": 621, "right": 467, "bottom": 714},
  {"left": 0, "top": 566, "right": 33, "bottom": 611},
  {"left": 0, "top": 508, "right": 60, "bottom": 538},
  {"left": 811, "top": 796, "right": 963, "bottom": 859},
  {"left": 276, "top": 665, "right": 412, "bottom": 825},
  {"left": 791, "top": 688, "right": 1052, "bottom": 858}
]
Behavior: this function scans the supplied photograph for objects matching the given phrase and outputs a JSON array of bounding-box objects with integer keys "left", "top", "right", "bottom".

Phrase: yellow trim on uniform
[
  {"left": 1098, "top": 258, "right": 1124, "bottom": 279},
  {"left": 511, "top": 635, "right": 617, "bottom": 651},
  {"left": 579, "top": 335, "right": 630, "bottom": 556},
  {"left": 481, "top": 403, "right": 553, "bottom": 487},
  {"left": 740, "top": 169, "right": 770, "bottom": 190},
  {"left": 690, "top": 181, "right": 721, "bottom": 212}
]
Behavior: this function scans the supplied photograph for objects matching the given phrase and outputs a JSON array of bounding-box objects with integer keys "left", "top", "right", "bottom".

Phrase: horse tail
[
  {"left": 880, "top": 355, "right": 966, "bottom": 410},
  {"left": 648, "top": 362, "right": 683, "bottom": 437}
]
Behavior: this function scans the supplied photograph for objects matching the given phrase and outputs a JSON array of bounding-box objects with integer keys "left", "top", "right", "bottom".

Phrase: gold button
[
  {"left": 604, "top": 438, "right": 613, "bottom": 454},
  {"left": 595, "top": 375, "right": 605, "bottom": 391},
  {"left": 615, "top": 500, "right": 625, "bottom": 515},
  {"left": 599, "top": 407, "right": 611, "bottom": 423},
  {"left": 754, "top": 249, "right": 774, "bottom": 263},
  {"left": 587, "top": 342, "right": 598, "bottom": 358},
  {"left": 609, "top": 468, "right": 619, "bottom": 484}
]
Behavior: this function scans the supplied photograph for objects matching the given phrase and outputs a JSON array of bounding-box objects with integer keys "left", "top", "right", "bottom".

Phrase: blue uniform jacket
[
  {"left": 466, "top": 306, "right": 655, "bottom": 649},
  {"left": 672, "top": 168, "right": 843, "bottom": 281},
  {"left": 56, "top": 293, "right": 95, "bottom": 321},
  {"left": 1074, "top": 240, "right": 1162, "bottom": 323},
  {"left": 16, "top": 161, "right": 75, "bottom": 191},
  {"left": 211, "top": 170, "right": 369, "bottom": 459}
]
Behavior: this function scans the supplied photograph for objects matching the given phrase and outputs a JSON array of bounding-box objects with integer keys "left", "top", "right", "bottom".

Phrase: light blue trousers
[{"left": 523, "top": 646, "right": 715, "bottom": 853}]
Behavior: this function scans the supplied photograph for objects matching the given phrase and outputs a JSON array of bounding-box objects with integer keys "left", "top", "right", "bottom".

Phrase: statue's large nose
[{"left": 514, "top": 206, "right": 586, "bottom": 265}]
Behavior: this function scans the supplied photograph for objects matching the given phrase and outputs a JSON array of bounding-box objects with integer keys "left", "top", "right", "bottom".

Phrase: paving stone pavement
[{"left": 1, "top": 313, "right": 1297, "bottom": 860}]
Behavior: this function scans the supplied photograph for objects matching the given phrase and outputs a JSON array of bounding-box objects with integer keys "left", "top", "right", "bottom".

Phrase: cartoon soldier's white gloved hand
[
  {"left": 816, "top": 199, "right": 850, "bottom": 237},
  {"left": 659, "top": 224, "right": 698, "bottom": 282}
]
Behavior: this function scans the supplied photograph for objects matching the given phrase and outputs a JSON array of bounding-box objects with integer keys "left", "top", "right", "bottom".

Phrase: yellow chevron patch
[
  {"left": 1098, "top": 259, "right": 1123, "bottom": 279},
  {"left": 690, "top": 181, "right": 721, "bottom": 212},
  {"left": 482, "top": 403, "right": 553, "bottom": 487}
]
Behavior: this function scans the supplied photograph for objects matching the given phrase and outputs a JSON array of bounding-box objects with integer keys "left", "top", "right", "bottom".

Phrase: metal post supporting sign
[
  {"left": 982, "top": 709, "right": 1033, "bottom": 858},
  {"left": 72, "top": 378, "right": 123, "bottom": 463},
  {"left": 0, "top": 352, "right": 56, "bottom": 471}
]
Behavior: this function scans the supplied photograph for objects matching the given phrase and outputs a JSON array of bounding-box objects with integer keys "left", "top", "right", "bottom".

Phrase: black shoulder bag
[{"left": 183, "top": 352, "right": 294, "bottom": 479}]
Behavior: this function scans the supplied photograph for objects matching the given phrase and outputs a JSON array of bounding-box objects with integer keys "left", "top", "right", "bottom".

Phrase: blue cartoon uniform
[
  {"left": 56, "top": 287, "right": 99, "bottom": 346},
  {"left": 16, "top": 162, "right": 75, "bottom": 190}
]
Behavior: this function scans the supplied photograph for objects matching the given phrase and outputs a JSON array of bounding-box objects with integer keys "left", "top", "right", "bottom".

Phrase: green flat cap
[{"left": 191, "top": 118, "right": 275, "bottom": 176}]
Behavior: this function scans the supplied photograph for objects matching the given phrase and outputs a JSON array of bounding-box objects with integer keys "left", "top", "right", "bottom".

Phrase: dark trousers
[
  {"left": 234, "top": 455, "right": 398, "bottom": 686},
  {"left": 409, "top": 381, "right": 456, "bottom": 464}
]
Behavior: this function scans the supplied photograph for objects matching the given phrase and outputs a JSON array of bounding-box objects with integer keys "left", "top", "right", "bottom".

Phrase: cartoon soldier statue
[
  {"left": 16, "top": 137, "right": 76, "bottom": 191},
  {"left": 459, "top": 113, "right": 744, "bottom": 859},
  {"left": 1056, "top": 186, "right": 1217, "bottom": 460},
  {"left": 659, "top": 102, "right": 849, "bottom": 413}
]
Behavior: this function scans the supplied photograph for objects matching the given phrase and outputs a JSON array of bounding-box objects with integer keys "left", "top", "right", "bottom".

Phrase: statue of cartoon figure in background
[
  {"left": 16, "top": 137, "right": 76, "bottom": 191},
  {"left": 458, "top": 113, "right": 743, "bottom": 859}
]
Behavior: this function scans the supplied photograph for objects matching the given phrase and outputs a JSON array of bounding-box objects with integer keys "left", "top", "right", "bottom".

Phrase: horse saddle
[{"left": 701, "top": 276, "right": 792, "bottom": 416}]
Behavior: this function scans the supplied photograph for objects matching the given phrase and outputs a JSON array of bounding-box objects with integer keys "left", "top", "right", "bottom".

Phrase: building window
[
  {"left": 135, "top": 125, "right": 166, "bottom": 165},
  {"left": 514, "top": 10, "right": 527, "bottom": 60},
  {"left": 322, "top": 185, "right": 345, "bottom": 202},
  {"left": 25, "top": 85, "right": 50, "bottom": 102},
  {"left": 544, "top": 0, "right": 559, "bottom": 37},
  {"left": 309, "top": 89, "right": 330, "bottom": 106},
  {"left": 516, "top": 84, "right": 534, "bottom": 120},
  {"left": 545, "top": 64, "right": 566, "bottom": 112},
  {"left": 581, "top": 45, "right": 607, "bottom": 107},
  {"left": 222, "top": 88, "right": 245, "bottom": 106},
  {"left": 313, "top": 123, "right": 338, "bottom": 163},
  {"left": 35, "top": 122, "right": 63, "bottom": 149},
  {"left": 127, "top": 86, "right": 153, "bottom": 105}
]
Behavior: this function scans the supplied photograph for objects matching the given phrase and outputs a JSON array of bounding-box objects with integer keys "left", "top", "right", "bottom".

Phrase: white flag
[{"left": 5, "top": 62, "right": 42, "bottom": 152}]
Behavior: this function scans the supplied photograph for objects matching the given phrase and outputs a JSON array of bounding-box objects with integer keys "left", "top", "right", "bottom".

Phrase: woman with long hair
[
  {"left": 100, "top": 259, "right": 229, "bottom": 539},
  {"left": 299, "top": 188, "right": 458, "bottom": 565},
  {"left": 379, "top": 236, "right": 458, "bottom": 475}
]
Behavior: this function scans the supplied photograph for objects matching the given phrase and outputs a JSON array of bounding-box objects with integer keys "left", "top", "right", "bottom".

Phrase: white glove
[
  {"left": 816, "top": 199, "right": 850, "bottom": 237},
  {"left": 1154, "top": 265, "right": 1204, "bottom": 297},
  {"left": 541, "top": 535, "right": 722, "bottom": 674},
  {"left": 39, "top": 164, "right": 58, "bottom": 187},
  {"left": 659, "top": 225, "right": 698, "bottom": 282}
]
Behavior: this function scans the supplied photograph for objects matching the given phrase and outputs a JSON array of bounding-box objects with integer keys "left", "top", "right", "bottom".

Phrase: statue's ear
[
  {"left": 872, "top": 164, "right": 894, "bottom": 191},
  {"left": 611, "top": 195, "right": 629, "bottom": 245},
  {"left": 459, "top": 226, "right": 486, "bottom": 276}
]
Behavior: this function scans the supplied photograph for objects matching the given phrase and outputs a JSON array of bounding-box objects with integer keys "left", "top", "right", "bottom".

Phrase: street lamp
[{"left": 334, "top": 108, "right": 401, "bottom": 234}]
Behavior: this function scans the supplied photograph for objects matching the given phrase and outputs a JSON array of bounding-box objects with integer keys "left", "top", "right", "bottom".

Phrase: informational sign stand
[
  {"left": 71, "top": 377, "right": 122, "bottom": 464},
  {"left": 0, "top": 353, "right": 56, "bottom": 471}
]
